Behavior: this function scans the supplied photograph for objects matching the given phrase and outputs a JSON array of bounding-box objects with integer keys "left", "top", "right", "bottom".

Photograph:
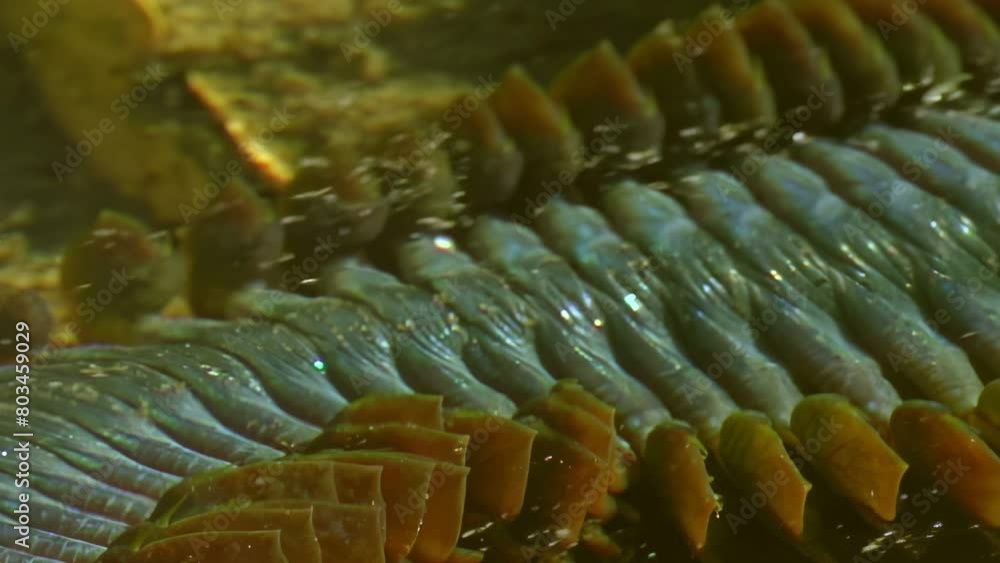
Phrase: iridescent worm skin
[
  {"left": 4, "top": 0, "right": 1000, "bottom": 562},
  {"left": 6, "top": 145, "right": 1000, "bottom": 561}
]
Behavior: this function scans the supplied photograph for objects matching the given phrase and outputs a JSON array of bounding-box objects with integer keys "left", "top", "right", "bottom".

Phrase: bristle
[
  {"left": 186, "top": 183, "right": 284, "bottom": 318},
  {"left": 60, "top": 210, "right": 182, "bottom": 343}
]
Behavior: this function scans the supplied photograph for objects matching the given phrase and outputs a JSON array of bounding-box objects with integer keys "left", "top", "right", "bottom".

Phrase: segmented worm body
[{"left": 3, "top": 0, "right": 1000, "bottom": 562}]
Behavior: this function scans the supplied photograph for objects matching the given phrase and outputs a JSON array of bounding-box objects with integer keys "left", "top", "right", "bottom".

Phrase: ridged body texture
[{"left": 3, "top": 0, "right": 1000, "bottom": 562}]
